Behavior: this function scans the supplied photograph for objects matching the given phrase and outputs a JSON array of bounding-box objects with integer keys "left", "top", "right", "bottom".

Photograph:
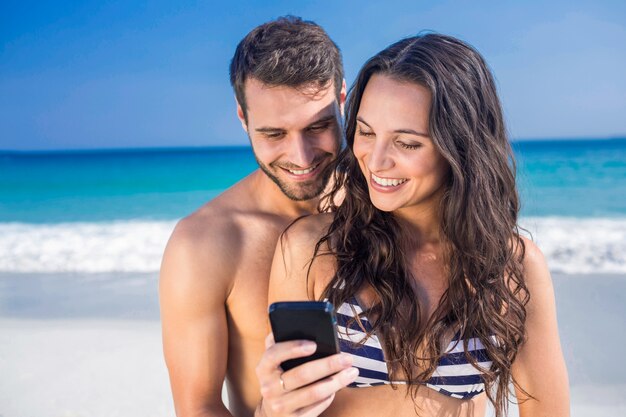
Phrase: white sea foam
[
  {"left": 0, "top": 221, "right": 177, "bottom": 273},
  {"left": 520, "top": 217, "right": 626, "bottom": 274},
  {"left": 0, "top": 217, "right": 625, "bottom": 274}
]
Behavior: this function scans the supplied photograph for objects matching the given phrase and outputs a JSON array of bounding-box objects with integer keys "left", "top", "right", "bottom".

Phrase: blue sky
[{"left": 1, "top": 0, "right": 625, "bottom": 150}]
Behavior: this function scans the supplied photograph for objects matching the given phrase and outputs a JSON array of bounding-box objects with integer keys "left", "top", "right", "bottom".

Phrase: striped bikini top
[{"left": 335, "top": 296, "right": 493, "bottom": 399}]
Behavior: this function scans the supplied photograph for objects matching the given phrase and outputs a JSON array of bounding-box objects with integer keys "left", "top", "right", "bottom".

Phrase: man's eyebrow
[
  {"left": 255, "top": 115, "right": 336, "bottom": 133},
  {"left": 356, "top": 116, "right": 429, "bottom": 138},
  {"left": 306, "top": 115, "right": 336, "bottom": 127},
  {"left": 255, "top": 126, "right": 285, "bottom": 133}
]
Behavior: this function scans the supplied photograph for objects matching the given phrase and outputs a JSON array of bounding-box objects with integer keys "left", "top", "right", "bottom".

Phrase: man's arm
[
  {"left": 512, "top": 238, "right": 570, "bottom": 417},
  {"left": 160, "top": 216, "right": 235, "bottom": 417}
]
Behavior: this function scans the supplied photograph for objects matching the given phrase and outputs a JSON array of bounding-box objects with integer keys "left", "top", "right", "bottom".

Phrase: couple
[{"left": 160, "top": 16, "right": 569, "bottom": 417}]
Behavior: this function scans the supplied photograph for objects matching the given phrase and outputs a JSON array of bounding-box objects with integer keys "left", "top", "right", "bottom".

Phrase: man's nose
[{"left": 287, "top": 134, "right": 316, "bottom": 168}]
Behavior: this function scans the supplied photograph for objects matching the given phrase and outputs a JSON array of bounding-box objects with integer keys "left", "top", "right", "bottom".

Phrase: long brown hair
[{"left": 314, "top": 34, "right": 530, "bottom": 416}]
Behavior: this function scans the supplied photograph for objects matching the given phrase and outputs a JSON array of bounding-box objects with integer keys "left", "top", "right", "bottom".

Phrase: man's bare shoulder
[
  {"left": 168, "top": 175, "right": 263, "bottom": 254},
  {"left": 177, "top": 197, "right": 241, "bottom": 241},
  {"left": 159, "top": 185, "right": 255, "bottom": 300},
  {"left": 159, "top": 214, "right": 237, "bottom": 305},
  {"left": 161, "top": 174, "right": 287, "bottom": 294}
]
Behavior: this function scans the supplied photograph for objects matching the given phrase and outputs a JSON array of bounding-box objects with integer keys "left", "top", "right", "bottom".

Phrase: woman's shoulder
[
  {"left": 516, "top": 235, "right": 553, "bottom": 299},
  {"left": 518, "top": 236, "right": 547, "bottom": 272},
  {"left": 279, "top": 213, "right": 337, "bottom": 298},
  {"left": 269, "top": 213, "right": 336, "bottom": 302},
  {"left": 280, "top": 212, "right": 334, "bottom": 253}
]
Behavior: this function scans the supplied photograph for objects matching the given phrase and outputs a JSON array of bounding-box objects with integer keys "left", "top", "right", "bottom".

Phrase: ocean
[
  {"left": 1, "top": 139, "right": 625, "bottom": 417},
  {"left": 1, "top": 139, "right": 625, "bottom": 275}
]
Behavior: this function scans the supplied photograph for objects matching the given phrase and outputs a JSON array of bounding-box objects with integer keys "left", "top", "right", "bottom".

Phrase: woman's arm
[
  {"left": 512, "top": 238, "right": 570, "bottom": 417},
  {"left": 255, "top": 216, "right": 358, "bottom": 417}
]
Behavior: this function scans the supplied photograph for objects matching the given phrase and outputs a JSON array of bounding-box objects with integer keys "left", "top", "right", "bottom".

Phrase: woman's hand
[{"left": 255, "top": 333, "right": 358, "bottom": 417}]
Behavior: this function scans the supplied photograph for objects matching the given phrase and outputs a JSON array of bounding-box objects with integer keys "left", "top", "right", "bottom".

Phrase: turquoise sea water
[
  {"left": 0, "top": 147, "right": 258, "bottom": 223},
  {"left": 1, "top": 139, "right": 625, "bottom": 223},
  {"left": 512, "top": 139, "right": 626, "bottom": 218},
  {"left": 1, "top": 138, "right": 625, "bottom": 274}
]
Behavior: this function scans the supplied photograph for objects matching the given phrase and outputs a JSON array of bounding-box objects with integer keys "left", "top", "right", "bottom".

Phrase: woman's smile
[{"left": 369, "top": 172, "right": 409, "bottom": 192}]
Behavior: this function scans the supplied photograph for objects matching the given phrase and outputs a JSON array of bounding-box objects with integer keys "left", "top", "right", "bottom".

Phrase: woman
[{"left": 255, "top": 33, "right": 569, "bottom": 417}]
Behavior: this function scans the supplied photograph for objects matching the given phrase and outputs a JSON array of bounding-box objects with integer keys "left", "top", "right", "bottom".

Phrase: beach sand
[{"left": 0, "top": 272, "right": 624, "bottom": 416}]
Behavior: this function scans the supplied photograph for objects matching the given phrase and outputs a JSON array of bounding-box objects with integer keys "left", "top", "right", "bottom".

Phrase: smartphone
[{"left": 269, "top": 301, "right": 340, "bottom": 371}]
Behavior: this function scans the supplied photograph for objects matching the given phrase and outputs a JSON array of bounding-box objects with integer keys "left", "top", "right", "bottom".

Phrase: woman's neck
[{"left": 393, "top": 201, "right": 443, "bottom": 250}]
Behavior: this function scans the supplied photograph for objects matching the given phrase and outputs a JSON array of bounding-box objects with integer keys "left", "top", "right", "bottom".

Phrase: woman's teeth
[{"left": 372, "top": 173, "right": 407, "bottom": 187}]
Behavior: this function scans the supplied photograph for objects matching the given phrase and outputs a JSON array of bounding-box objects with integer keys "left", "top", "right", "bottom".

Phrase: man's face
[{"left": 237, "top": 78, "right": 344, "bottom": 201}]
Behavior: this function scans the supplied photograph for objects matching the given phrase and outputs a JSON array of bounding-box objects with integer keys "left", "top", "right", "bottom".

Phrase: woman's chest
[{"left": 323, "top": 385, "right": 487, "bottom": 417}]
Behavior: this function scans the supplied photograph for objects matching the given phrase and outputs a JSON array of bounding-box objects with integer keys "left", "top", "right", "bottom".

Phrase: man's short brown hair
[{"left": 229, "top": 16, "right": 343, "bottom": 119}]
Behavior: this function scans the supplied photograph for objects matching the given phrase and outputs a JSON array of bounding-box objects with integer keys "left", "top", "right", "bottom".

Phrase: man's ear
[
  {"left": 235, "top": 97, "right": 248, "bottom": 132},
  {"left": 339, "top": 79, "right": 347, "bottom": 116}
]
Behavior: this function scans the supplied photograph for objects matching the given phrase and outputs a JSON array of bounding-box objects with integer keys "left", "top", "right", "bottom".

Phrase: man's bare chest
[{"left": 225, "top": 225, "right": 286, "bottom": 338}]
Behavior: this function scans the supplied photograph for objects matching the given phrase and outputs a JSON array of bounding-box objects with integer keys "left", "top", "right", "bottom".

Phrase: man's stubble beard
[
  {"left": 254, "top": 153, "right": 334, "bottom": 202},
  {"left": 247, "top": 115, "right": 343, "bottom": 202}
]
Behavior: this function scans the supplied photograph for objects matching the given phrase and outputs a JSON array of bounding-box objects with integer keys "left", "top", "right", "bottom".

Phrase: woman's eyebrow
[
  {"left": 357, "top": 116, "right": 428, "bottom": 137},
  {"left": 356, "top": 116, "right": 371, "bottom": 128},
  {"left": 394, "top": 128, "right": 429, "bottom": 138}
]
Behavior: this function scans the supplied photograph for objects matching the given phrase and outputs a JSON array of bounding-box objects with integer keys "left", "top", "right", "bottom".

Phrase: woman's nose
[{"left": 367, "top": 140, "right": 394, "bottom": 173}]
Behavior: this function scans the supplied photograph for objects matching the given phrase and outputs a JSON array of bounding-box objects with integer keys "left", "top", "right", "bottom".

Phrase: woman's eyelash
[{"left": 357, "top": 127, "right": 420, "bottom": 149}]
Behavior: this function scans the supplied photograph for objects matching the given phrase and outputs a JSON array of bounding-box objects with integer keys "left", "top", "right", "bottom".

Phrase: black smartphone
[{"left": 269, "top": 301, "right": 340, "bottom": 371}]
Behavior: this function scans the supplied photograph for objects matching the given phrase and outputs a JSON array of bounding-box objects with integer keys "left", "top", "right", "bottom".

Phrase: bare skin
[
  {"left": 256, "top": 74, "right": 569, "bottom": 417},
  {"left": 160, "top": 78, "right": 350, "bottom": 417},
  {"left": 262, "top": 214, "right": 486, "bottom": 417},
  {"left": 264, "top": 214, "right": 567, "bottom": 417}
]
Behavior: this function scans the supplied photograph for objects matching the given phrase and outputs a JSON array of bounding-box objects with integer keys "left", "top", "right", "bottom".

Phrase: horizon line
[{"left": 2, "top": 136, "right": 625, "bottom": 155}]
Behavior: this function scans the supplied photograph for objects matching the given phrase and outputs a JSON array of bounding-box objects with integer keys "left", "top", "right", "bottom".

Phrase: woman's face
[{"left": 353, "top": 74, "right": 450, "bottom": 214}]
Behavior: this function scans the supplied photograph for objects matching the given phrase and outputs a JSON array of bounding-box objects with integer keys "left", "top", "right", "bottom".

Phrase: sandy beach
[{"left": 1, "top": 272, "right": 624, "bottom": 416}]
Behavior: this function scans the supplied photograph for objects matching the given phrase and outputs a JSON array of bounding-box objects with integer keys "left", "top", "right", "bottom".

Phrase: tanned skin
[
  {"left": 160, "top": 78, "right": 350, "bottom": 417},
  {"left": 255, "top": 75, "right": 569, "bottom": 417}
]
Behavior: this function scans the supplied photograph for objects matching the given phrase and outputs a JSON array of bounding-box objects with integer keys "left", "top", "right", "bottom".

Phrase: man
[{"left": 160, "top": 17, "right": 354, "bottom": 417}]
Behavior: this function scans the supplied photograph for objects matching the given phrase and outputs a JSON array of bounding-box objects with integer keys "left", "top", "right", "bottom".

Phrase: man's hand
[{"left": 255, "top": 334, "right": 358, "bottom": 417}]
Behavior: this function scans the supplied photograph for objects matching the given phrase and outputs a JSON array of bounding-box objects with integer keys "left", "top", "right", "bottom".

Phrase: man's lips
[{"left": 277, "top": 159, "right": 327, "bottom": 181}]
